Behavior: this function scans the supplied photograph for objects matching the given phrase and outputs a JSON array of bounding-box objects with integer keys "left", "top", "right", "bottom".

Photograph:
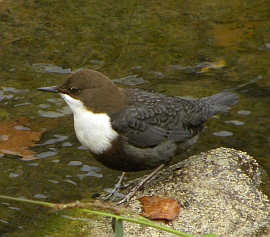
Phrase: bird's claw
[
  {"left": 116, "top": 180, "right": 145, "bottom": 205},
  {"left": 116, "top": 195, "right": 131, "bottom": 206},
  {"left": 103, "top": 184, "right": 125, "bottom": 201}
]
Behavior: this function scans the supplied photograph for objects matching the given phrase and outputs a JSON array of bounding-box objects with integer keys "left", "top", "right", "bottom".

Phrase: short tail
[
  {"left": 202, "top": 90, "right": 239, "bottom": 107},
  {"left": 200, "top": 91, "right": 239, "bottom": 116}
]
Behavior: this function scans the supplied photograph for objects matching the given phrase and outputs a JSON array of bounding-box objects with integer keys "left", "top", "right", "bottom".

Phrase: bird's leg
[
  {"left": 104, "top": 172, "right": 126, "bottom": 200},
  {"left": 117, "top": 164, "right": 165, "bottom": 205}
]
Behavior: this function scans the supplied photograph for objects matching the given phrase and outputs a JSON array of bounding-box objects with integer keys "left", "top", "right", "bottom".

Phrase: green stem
[
  {"left": 0, "top": 195, "right": 55, "bottom": 207},
  {"left": 114, "top": 218, "right": 124, "bottom": 237},
  {"left": 0, "top": 195, "right": 217, "bottom": 237},
  {"left": 82, "top": 209, "right": 195, "bottom": 237}
]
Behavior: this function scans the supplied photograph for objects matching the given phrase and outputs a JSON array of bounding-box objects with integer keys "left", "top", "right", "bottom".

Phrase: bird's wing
[{"left": 110, "top": 104, "right": 204, "bottom": 148}]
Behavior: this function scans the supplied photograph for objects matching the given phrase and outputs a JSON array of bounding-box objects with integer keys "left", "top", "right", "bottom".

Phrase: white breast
[{"left": 60, "top": 94, "right": 118, "bottom": 154}]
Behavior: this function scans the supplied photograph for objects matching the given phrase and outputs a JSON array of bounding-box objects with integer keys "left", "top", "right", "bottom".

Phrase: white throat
[{"left": 60, "top": 93, "right": 118, "bottom": 154}]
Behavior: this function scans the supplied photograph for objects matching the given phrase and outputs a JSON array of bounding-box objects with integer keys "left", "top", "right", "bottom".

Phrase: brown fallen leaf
[
  {"left": 0, "top": 117, "right": 44, "bottom": 161},
  {"left": 138, "top": 196, "right": 180, "bottom": 221}
]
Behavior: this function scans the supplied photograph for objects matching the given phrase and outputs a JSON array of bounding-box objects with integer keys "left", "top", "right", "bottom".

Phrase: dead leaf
[
  {"left": 138, "top": 196, "right": 180, "bottom": 221},
  {"left": 0, "top": 117, "right": 44, "bottom": 160}
]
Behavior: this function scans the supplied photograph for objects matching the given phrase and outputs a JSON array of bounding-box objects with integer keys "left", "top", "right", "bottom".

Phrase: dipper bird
[{"left": 37, "top": 69, "right": 239, "bottom": 204}]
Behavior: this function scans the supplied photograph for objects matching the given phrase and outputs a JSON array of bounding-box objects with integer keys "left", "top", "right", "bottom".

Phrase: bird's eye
[{"left": 70, "top": 87, "right": 80, "bottom": 94}]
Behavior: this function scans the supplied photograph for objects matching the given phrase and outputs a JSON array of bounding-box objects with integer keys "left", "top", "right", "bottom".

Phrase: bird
[{"left": 37, "top": 69, "right": 239, "bottom": 204}]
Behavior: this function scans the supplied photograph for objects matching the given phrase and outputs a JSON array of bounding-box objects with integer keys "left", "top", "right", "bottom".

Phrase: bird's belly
[{"left": 91, "top": 138, "right": 177, "bottom": 172}]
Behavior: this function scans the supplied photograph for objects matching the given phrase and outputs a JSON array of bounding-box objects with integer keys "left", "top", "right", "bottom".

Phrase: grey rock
[{"left": 88, "top": 148, "right": 270, "bottom": 237}]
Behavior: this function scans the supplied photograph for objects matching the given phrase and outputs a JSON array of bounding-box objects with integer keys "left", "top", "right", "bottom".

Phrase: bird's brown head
[{"left": 38, "top": 69, "right": 129, "bottom": 114}]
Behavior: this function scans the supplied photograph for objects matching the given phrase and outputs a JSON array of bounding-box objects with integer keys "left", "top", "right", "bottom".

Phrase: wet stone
[
  {"left": 68, "top": 161, "right": 83, "bottom": 166},
  {"left": 36, "top": 150, "right": 58, "bottom": 159},
  {"left": 237, "top": 110, "right": 251, "bottom": 115},
  {"left": 62, "top": 142, "right": 73, "bottom": 147},
  {"left": 86, "top": 171, "right": 103, "bottom": 178},
  {"left": 77, "top": 171, "right": 103, "bottom": 179},
  {"left": 44, "top": 66, "right": 71, "bottom": 74},
  {"left": 34, "top": 194, "right": 48, "bottom": 199},
  {"left": 32, "top": 63, "right": 71, "bottom": 74},
  {"left": 38, "top": 104, "right": 51, "bottom": 109},
  {"left": 264, "top": 43, "right": 270, "bottom": 49},
  {"left": 77, "top": 146, "right": 87, "bottom": 150},
  {"left": 2, "top": 87, "right": 30, "bottom": 94},
  {"left": 64, "top": 179, "right": 77, "bottom": 185},
  {"left": 39, "top": 138, "right": 58, "bottom": 146},
  {"left": 37, "top": 110, "right": 65, "bottom": 118},
  {"left": 8, "top": 206, "right": 20, "bottom": 211},
  {"left": 80, "top": 165, "right": 99, "bottom": 172},
  {"left": 9, "top": 173, "right": 20, "bottom": 178},
  {"left": 130, "top": 66, "right": 142, "bottom": 70},
  {"left": 14, "top": 102, "right": 32, "bottom": 107},
  {"left": 225, "top": 120, "right": 245, "bottom": 126},
  {"left": 90, "top": 59, "right": 104, "bottom": 65},
  {"left": 53, "top": 135, "right": 68, "bottom": 142},
  {"left": 1, "top": 135, "right": 9, "bottom": 140},
  {"left": 148, "top": 71, "right": 164, "bottom": 78},
  {"left": 47, "top": 98, "right": 63, "bottom": 104},
  {"left": 14, "top": 126, "right": 31, "bottom": 131},
  {"left": 40, "top": 135, "right": 68, "bottom": 146},
  {"left": 213, "top": 131, "right": 233, "bottom": 137}
]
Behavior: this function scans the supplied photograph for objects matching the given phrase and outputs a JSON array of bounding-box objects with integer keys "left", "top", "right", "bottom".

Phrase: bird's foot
[
  {"left": 102, "top": 172, "right": 135, "bottom": 201},
  {"left": 103, "top": 180, "right": 137, "bottom": 200},
  {"left": 103, "top": 183, "right": 125, "bottom": 201},
  {"left": 116, "top": 164, "right": 165, "bottom": 205},
  {"left": 116, "top": 183, "right": 141, "bottom": 205}
]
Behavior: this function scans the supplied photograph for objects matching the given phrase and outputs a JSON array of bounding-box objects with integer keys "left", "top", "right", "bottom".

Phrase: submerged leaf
[{"left": 0, "top": 117, "right": 44, "bottom": 160}]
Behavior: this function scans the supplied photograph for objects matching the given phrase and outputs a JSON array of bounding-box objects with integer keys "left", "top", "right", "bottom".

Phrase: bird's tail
[
  {"left": 199, "top": 90, "right": 239, "bottom": 116},
  {"left": 202, "top": 91, "right": 239, "bottom": 108}
]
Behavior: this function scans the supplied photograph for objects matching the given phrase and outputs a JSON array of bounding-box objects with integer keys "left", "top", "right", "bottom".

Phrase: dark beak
[{"left": 37, "top": 86, "right": 59, "bottom": 93}]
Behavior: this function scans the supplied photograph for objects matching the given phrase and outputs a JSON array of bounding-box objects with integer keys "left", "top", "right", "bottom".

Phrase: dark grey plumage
[
  {"left": 37, "top": 69, "right": 239, "bottom": 172},
  {"left": 110, "top": 89, "right": 238, "bottom": 149},
  {"left": 93, "top": 88, "right": 239, "bottom": 172}
]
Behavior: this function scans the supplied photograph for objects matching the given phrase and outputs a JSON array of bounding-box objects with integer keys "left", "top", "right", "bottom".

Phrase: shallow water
[{"left": 0, "top": 0, "right": 270, "bottom": 236}]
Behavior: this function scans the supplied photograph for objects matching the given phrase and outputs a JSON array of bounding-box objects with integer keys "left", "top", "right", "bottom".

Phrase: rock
[{"left": 88, "top": 148, "right": 270, "bottom": 237}]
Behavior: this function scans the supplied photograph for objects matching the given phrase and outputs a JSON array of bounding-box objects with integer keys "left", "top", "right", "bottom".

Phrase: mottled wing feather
[
  {"left": 110, "top": 104, "right": 202, "bottom": 148},
  {"left": 110, "top": 89, "right": 238, "bottom": 148}
]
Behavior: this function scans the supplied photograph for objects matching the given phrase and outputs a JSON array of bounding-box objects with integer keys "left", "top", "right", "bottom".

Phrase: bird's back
[{"left": 110, "top": 89, "right": 238, "bottom": 148}]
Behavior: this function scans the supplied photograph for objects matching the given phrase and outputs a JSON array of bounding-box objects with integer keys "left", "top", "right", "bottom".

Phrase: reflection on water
[{"left": 0, "top": 0, "right": 270, "bottom": 236}]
